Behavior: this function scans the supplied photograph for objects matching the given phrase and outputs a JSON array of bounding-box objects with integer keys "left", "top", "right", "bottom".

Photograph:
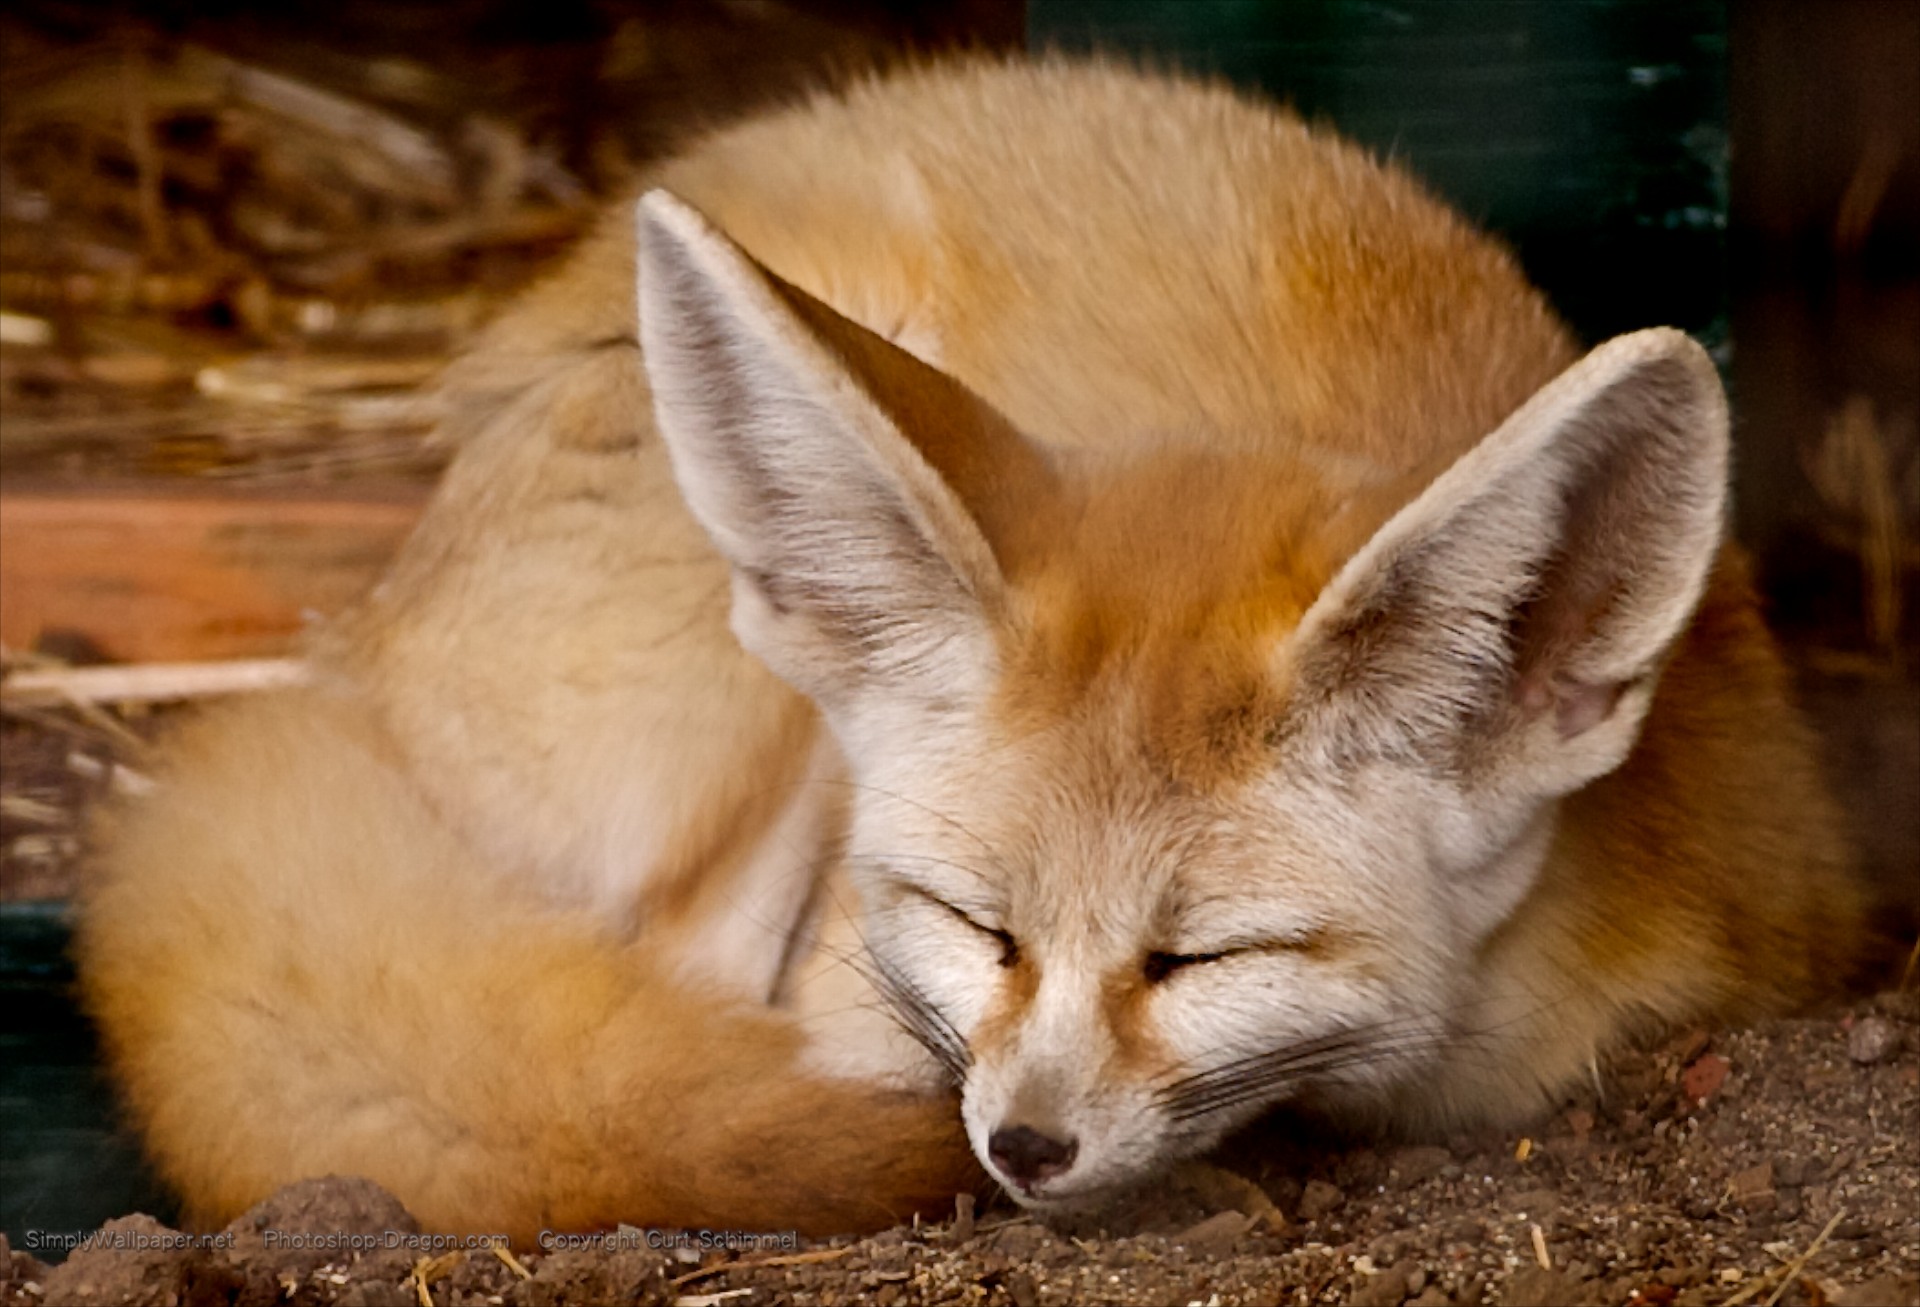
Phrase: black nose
[{"left": 987, "top": 1124, "right": 1079, "bottom": 1187}]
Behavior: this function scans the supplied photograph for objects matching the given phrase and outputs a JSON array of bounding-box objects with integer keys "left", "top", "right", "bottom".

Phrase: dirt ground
[{"left": 2, "top": 987, "right": 1915, "bottom": 1307}]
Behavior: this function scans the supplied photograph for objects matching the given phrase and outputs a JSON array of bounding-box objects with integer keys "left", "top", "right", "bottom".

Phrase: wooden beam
[
  {"left": 1, "top": 657, "right": 311, "bottom": 707},
  {"left": 0, "top": 483, "right": 426, "bottom": 663}
]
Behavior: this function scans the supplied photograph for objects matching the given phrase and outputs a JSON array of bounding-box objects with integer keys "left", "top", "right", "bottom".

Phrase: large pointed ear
[
  {"left": 635, "top": 190, "right": 1036, "bottom": 709},
  {"left": 1284, "top": 328, "right": 1729, "bottom": 803}
]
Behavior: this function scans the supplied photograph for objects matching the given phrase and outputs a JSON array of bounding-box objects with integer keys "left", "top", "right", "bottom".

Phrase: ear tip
[
  {"left": 635, "top": 189, "right": 712, "bottom": 260},
  {"left": 1594, "top": 328, "right": 1728, "bottom": 429},
  {"left": 1605, "top": 326, "right": 1720, "bottom": 384}
]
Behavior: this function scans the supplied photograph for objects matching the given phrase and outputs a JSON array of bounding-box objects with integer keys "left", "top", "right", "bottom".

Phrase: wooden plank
[
  {"left": 0, "top": 484, "right": 425, "bottom": 663},
  {"left": 0, "top": 658, "right": 311, "bottom": 707}
]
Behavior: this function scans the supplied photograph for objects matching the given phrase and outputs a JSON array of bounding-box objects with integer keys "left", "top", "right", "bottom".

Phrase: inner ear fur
[
  {"left": 635, "top": 190, "right": 1046, "bottom": 695},
  {"left": 1285, "top": 328, "right": 1730, "bottom": 795}
]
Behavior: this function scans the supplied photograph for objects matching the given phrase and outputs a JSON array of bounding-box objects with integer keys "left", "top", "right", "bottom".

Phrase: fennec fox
[{"left": 80, "top": 58, "right": 1861, "bottom": 1234}]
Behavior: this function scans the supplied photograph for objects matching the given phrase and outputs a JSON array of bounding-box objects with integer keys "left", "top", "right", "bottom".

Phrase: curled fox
[{"left": 81, "top": 59, "right": 1862, "bottom": 1237}]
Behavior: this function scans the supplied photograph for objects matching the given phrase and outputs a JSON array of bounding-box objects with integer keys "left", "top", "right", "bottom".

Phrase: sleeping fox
[{"left": 78, "top": 57, "right": 1862, "bottom": 1238}]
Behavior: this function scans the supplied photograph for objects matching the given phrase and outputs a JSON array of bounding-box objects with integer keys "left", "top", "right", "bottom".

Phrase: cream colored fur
[{"left": 80, "top": 57, "right": 1861, "bottom": 1230}]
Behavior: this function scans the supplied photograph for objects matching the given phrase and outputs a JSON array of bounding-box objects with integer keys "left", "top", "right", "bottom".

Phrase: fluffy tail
[{"left": 77, "top": 692, "right": 979, "bottom": 1241}]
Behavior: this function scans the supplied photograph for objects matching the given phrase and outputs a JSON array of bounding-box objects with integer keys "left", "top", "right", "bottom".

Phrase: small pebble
[
  {"left": 1775, "top": 1155, "right": 1823, "bottom": 1187},
  {"left": 1349, "top": 1260, "right": 1411, "bottom": 1307},
  {"left": 1297, "top": 1179, "right": 1346, "bottom": 1221},
  {"left": 1175, "top": 1210, "right": 1255, "bottom": 1250},
  {"left": 1847, "top": 1015, "right": 1903, "bottom": 1065}
]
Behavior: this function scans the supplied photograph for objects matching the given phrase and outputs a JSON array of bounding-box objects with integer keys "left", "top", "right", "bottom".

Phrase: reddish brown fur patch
[
  {"left": 1099, "top": 967, "right": 1175, "bottom": 1079},
  {"left": 990, "top": 450, "right": 1376, "bottom": 791},
  {"left": 967, "top": 953, "right": 1041, "bottom": 1064}
]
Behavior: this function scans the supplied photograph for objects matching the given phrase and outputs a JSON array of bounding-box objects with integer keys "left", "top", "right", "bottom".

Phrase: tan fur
[
  {"left": 81, "top": 57, "right": 1861, "bottom": 1230},
  {"left": 78, "top": 694, "right": 975, "bottom": 1239}
]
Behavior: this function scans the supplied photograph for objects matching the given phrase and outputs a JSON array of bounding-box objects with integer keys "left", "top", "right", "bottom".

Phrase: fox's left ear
[{"left": 1285, "top": 328, "right": 1729, "bottom": 803}]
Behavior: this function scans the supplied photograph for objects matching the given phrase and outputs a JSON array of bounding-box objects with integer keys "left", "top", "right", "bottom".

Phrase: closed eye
[
  {"left": 1142, "top": 949, "right": 1234, "bottom": 984},
  {"left": 1144, "top": 928, "right": 1341, "bottom": 984},
  {"left": 906, "top": 886, "right": 1018, "bottom": 968}
]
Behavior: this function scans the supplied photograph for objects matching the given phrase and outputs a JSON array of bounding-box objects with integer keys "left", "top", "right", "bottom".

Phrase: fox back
[{"left": 81, "top": 59, "right": 1862, "bottom": 1227}]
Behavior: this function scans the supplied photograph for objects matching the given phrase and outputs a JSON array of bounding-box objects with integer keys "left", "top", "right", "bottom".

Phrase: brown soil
[{"left": 3, "top": 992, "right": 1914, "bottom": 1307}]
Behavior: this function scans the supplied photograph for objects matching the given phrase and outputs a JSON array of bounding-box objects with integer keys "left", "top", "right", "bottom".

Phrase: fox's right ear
[
  {"left": 636, "top": 190, "right": 1030, "bottom": 713},
  {"left": 1278, "top": 329, "right": 1727, "bottom": 941},
  {"left": 1284, "top": 328, "right": 1729, "bottom": 805}
]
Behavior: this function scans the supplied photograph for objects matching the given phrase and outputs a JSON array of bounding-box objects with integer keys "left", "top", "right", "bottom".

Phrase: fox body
[{"left": 80, "top": 59, "right": 1861, "bottom": 1234}]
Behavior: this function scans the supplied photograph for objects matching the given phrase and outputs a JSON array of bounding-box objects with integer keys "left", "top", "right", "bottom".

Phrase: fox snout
[
  {"left": 985, "top": 1124, "right": 1079, "bottom": 1191},
  {"left": 973, "top": 1083, "right": 1113, "bottom": 1202},
  {"left": 958, "top": 973, "right": 1172, "bottom": 1205},
  {"left": 972, "top": 1052, "right": 1096, "bottom": 1197}
]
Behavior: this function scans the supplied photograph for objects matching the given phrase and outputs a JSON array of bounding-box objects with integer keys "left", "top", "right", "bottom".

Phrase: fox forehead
[
  {"left": 850, "top": 449, "right": 1456, "bottom": 951},
  {"left": 871, "top": 696, "right": 1312, "bottom": 948},
  {"left": 983, "top": 445, "right": 1390, "bottom": 794}
]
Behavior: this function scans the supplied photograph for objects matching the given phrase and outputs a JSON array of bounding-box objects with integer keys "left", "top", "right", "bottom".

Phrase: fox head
[{"left": 634, "top": 191, "right": 1729, "bottom": 1207}]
